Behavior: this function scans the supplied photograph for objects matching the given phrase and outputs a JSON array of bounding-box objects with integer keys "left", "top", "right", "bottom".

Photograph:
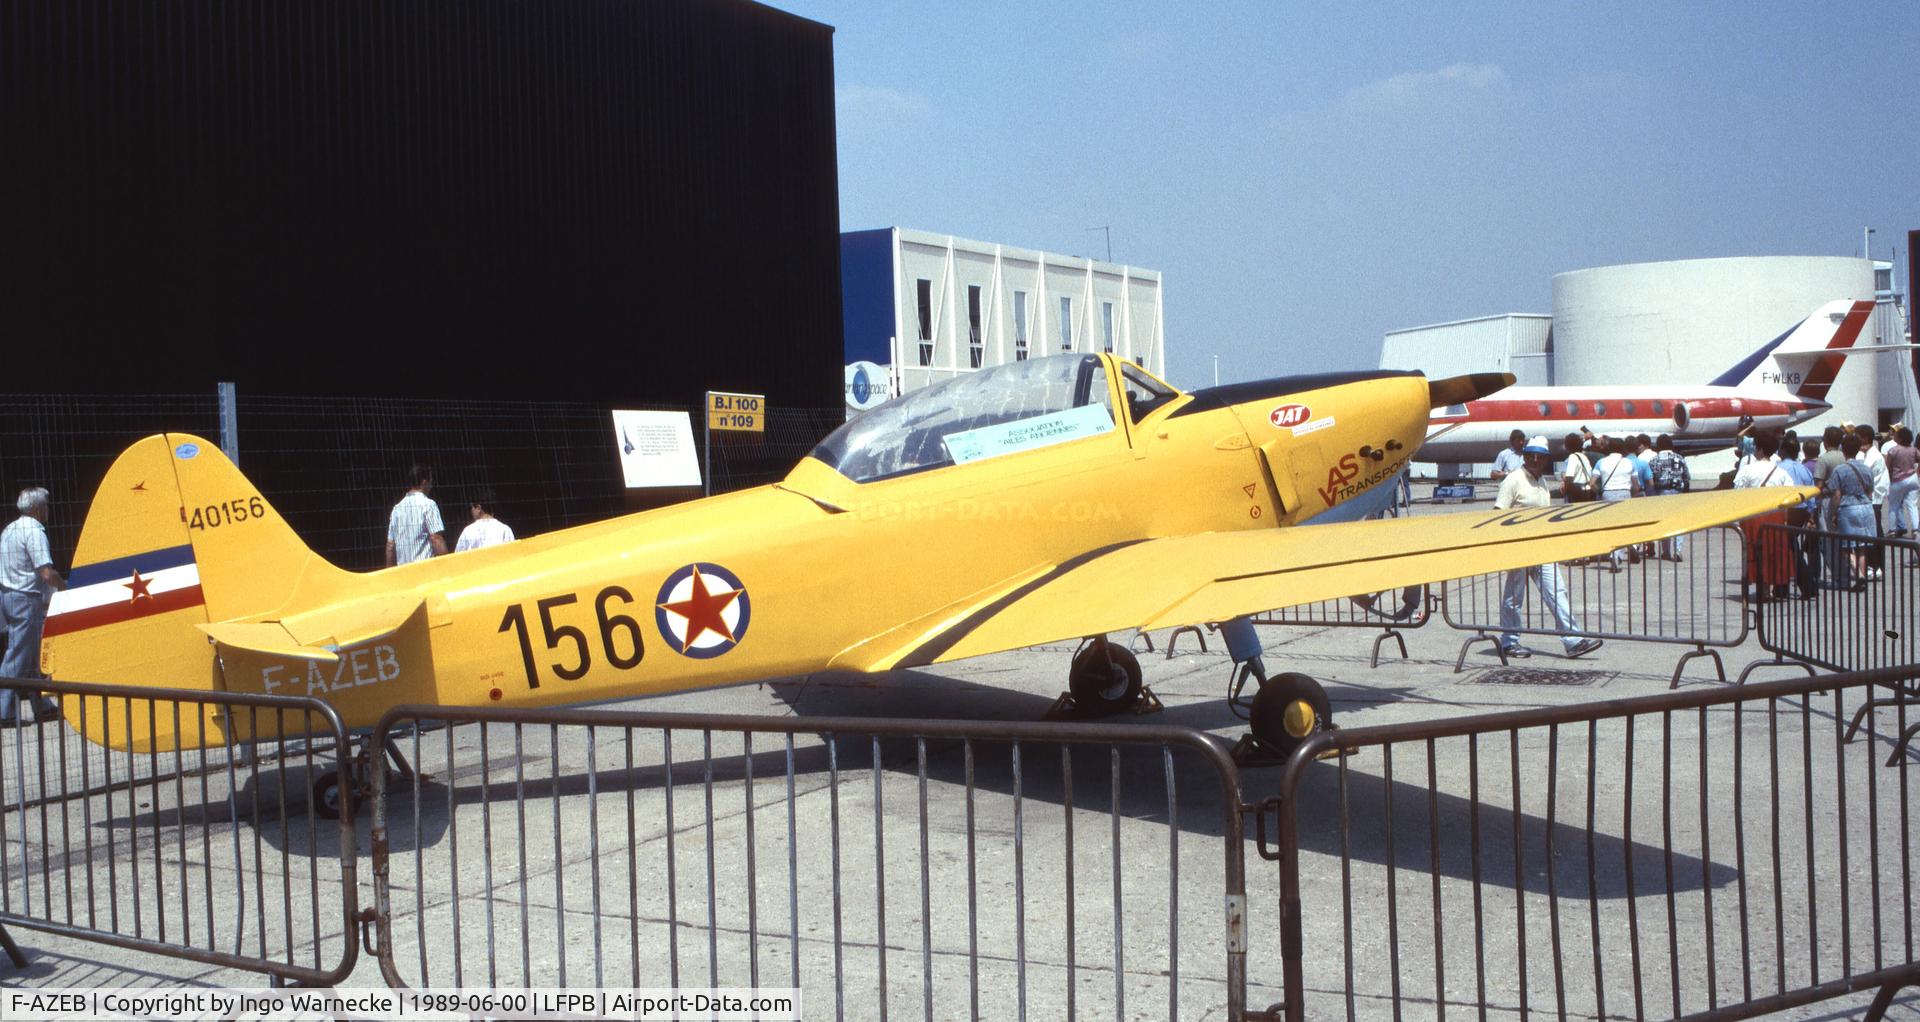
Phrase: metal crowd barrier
[
  {"left": 1743, "top": 526, "right": 1920, "bottom": 761},
  {"left": 1252, "top": 586, "right": 1433, "bottom": 668},
  {"left": 1266, "top": 665, "right": 1920, "bottom": 1022},
  {"left": 1744, "top": 525, "right": 1919, "bottom": 678},
  {"left": 1441, "top": 525, "right": 1749, "bottom": 686},
  {"left": 0, "top": 676, "right": 358, "bottom": 985},
  {"left": 364, "top": 705, "right": 1249, "bottom": 1020}
]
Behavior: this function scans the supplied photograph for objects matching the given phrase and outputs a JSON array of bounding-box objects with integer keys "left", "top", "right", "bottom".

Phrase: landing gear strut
[
  {"left": 1221, "top": 616, "right": 1334, "bottom": 764},
  {"left": 311, "top": 733, "right": 422, "bottom": 821}
]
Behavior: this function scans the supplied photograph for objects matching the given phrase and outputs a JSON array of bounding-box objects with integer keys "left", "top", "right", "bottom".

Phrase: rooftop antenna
[{"left": 1085, "top": 226, "right": 1111, "bottom": 263}]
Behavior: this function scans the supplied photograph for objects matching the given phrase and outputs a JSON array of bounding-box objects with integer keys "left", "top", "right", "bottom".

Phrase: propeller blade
[{"left": 1427, "top": 372, "right": 1514, "bottom": 409}]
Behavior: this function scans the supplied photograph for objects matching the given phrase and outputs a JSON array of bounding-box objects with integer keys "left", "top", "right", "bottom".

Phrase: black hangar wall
[{"left": 0, "top": 0, "right": 844, "bottom": 412}]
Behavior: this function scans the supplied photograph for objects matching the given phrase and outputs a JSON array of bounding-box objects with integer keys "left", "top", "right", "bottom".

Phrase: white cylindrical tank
[{"left": 1552, "top": 256, "right": 1879, "bottom": 433}]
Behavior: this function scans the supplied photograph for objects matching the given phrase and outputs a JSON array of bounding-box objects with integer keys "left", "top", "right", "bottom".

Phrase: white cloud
[
  {"left": 835, "top": 83, "right": 931, "bottom": 120},
  {"left": 1343, "top": 63, "right": 1510, "bottom": 107}
]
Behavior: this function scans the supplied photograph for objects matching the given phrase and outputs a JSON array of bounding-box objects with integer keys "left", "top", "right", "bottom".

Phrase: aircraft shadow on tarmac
[{"left": 92, "top": 669, "right": 1730, "bottom": 897}]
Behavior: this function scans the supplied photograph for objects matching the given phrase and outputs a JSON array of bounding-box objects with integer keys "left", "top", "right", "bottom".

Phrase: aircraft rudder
[
  {"left": 163, "top": 432, "right": 346, "bottom": 621},
  {"left": 1710, "top": 299, "right": 1874, "bottom": 394}
]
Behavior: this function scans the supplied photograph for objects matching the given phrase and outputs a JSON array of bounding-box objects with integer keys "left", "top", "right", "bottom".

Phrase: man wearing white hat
[{"left": 1493, "top": 437, "right": 1603, "bottom": 659}]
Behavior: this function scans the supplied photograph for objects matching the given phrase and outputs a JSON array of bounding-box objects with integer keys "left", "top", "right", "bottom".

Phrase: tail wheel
[
  {"left": 1068, "top": 640, "right": 1144, "bottom": 715},
  {"left": 311, "top": 769, "right": 350, "bottom": 822},
  {"left": 1250, "top": 672, "right": 1331, "bottom": 760}
]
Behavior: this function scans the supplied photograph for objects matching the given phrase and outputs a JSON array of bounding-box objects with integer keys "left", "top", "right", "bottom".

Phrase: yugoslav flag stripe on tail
[
  {"left": 67, "top": 543, "right": 196, "bottom": 587},
  {"left": 45, "top": 543, "right": 205, "bottom": 638}
]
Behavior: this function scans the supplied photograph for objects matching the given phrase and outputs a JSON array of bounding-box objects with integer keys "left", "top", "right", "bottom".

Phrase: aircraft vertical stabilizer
[
  {"left": 42, "top": 433, "right": 351, "bottom": 750},
  {"left": 1709, "top": 298, "right": 1875, "bottom": 400}
]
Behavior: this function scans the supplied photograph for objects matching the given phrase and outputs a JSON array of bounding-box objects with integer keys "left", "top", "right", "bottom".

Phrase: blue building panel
[{"left": 841, "top": 228, "right": 897, "bottom": 365}]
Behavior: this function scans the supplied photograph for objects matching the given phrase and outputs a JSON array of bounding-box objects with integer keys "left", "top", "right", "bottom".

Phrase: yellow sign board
[{"left": 706, "top": 391, "right": 765, "bottom": 433}]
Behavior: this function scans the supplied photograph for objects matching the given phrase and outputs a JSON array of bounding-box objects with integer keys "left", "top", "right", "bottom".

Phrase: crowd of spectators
[{"left": 1550, "top": 422, "right": 1920, "bottom": 599}]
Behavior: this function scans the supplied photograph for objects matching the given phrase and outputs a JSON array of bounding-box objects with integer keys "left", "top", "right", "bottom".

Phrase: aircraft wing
[{"left": 879, "top": 487, "right": 1812, "bottom": 669}]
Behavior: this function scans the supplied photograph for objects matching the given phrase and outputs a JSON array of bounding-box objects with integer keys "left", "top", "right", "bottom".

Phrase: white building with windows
[{"left": 841, "top": 228, "right": 1165, "bottom": 411}]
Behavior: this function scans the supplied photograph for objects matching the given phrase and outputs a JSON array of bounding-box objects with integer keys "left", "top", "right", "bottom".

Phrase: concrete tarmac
[{"left": 2, "top": 547, "right": 1917, "bottom": 1020}]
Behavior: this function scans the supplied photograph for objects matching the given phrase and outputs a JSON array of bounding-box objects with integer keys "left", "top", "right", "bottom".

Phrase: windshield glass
[
  {"left": 1118, "top": 362, "right": 1178, "bottom": 422},
  {"left": 809, "top": 355, "right": 1114, "bottom": 483}
]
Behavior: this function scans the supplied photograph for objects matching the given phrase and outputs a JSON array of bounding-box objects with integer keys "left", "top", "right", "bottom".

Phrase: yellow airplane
[{"left": 43, "top": 353, "right": 1808, "bottom": 808}]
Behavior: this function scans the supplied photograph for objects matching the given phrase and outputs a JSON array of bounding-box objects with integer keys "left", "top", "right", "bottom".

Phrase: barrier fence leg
[
  {"left": 1370, "top": 629, "right": 1408, "bottom": 669},
  {"left": 0, "top": 923, "right": 25, "bottom": 967},
  {"left": 1455, "top": 632, "right": 1507, "bottom": 673},
  {"left": 1862, "top": 975, "right": 1916, "bottom": 1021},
  {"left": 1845, "top": 684, "right": 1920, "bottom": 744},
  {"left": 1668, "top": 646, "right": 1726, "bottom": 690},
  {"left": 1735, "top": 654, "right": 1819, "bottom": 685}
]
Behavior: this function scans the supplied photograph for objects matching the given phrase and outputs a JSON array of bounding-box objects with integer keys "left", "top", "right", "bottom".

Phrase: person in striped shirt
[
  {"left": 1, "top": 487, "right": 65, "bottom": 723},
  {"left": 384, "top": 465, "right": 447, "bottom": 567}
]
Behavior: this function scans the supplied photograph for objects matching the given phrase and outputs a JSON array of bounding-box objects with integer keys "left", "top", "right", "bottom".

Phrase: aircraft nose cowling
[{"left": 1427, "top": 372, "right": 1515, "bottom": 409}]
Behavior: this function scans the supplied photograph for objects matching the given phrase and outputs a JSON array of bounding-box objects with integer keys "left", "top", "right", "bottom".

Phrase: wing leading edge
[{"left": 885, "top": 488, "right": 1813, "bottom": 669}]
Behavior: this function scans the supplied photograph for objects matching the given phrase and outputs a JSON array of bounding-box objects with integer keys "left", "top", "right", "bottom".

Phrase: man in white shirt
[
  {"left": 1559, "top": 434, "right": 1594, "bottom": 503},
  {"left": 455, "top": 487, "right": 516, "bottom": 553},
  {"left": 1732, "top": 435, "right": 1796, "bottom": 490},
  {"left": 1494, "top": 438, "right": 1602, "bottom": 660},
  {"left": 1489, "top": 430, "right": 1527, "bottom": 483},
  {"left": 1593, "top": 437, "right": 1640, "bottom": 501},
  {"left": 1591, "top": 437, "right": 1639, "bottom": 569},
  {"left": 1, "top": 487, "right": 66, "bottom": 723},
  {"left": 1856, "top": 425, "right": 1891, "bottom": 580},
  {"left": 385, "top": 465, "right": 448, "bottom": 567}
]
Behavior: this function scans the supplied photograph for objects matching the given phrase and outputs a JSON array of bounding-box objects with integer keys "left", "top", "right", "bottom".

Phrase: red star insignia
[
  {"left": 660, "top": 567, "right": 740, "bottom": 648},
  {"left": 124, "top": 570, "right": 153, "bottom": 602}
]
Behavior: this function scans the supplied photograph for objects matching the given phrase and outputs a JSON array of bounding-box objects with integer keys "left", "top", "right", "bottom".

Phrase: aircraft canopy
[{"left": 810, "top": 354, "right": 1116, "bottom": 483}]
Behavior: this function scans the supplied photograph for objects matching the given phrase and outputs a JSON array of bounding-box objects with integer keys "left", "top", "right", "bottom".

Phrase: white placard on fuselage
[{"left": 943, "top": 404, "right": 1115, "bottom": 465}]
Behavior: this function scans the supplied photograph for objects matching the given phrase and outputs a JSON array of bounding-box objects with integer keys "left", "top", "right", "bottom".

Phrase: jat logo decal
[
  {"left": 1268, "top": 404, "right": 1312, "bottom": 429},
  {"left": 655, "top": 563, "right": 751, "bottom": 658}
]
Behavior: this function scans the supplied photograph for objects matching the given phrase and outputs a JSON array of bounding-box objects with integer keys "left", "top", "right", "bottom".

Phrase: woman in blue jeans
[{"left": 1827, "top": 435, "right": 1877, "bottom": 588}]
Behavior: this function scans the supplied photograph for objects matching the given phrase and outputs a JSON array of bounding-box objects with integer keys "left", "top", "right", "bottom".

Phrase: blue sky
[{"left": 775, "top": 1, "right": 1919, "bottom": 389}]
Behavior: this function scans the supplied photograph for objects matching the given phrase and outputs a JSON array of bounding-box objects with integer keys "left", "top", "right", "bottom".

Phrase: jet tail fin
[{"left": 1708, "top": 299, "right": 1877, "bottom": 401}]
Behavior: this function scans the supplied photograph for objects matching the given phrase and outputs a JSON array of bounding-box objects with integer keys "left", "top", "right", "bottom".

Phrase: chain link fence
[{"left": 0, "top": 391, "right": 843, "bottom": 572}]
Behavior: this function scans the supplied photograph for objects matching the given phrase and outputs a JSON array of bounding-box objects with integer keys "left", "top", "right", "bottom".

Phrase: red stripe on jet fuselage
[
  {"left": 42, "top": 585, "right": 206, "bottom": 638},
  {"left": 1438, "top": 396, "right": 1800, "bottom": 423}
]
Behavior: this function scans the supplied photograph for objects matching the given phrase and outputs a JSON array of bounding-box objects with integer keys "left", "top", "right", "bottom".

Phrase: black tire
[
  {"left": 1250, "top": 672, "right": 1331, "bottom": 761},
  {"left": 1068, "top": 641, "right": 1143, "bottom": 715},
  {"left": 312, "top": 769, "right": 349, "bottom": 822}
]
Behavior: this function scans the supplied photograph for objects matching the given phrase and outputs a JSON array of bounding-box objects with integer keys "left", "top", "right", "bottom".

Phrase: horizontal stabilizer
[
  {"left": 199, "top": 594, "right": 426, "bottom": 662},
  {"left": 200, "top": 621, "right": 339, "bottom": 662}
]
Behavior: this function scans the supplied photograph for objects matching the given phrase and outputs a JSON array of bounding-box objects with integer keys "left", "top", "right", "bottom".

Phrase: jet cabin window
[
  {"left": 810, "top": 355, "right": 1115, "bottom": 483},
  {"left": 1119, "top": 363, "right": 1177, "bottom": 422}
]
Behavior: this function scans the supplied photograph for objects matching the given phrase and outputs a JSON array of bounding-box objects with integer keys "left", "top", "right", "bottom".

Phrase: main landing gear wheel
[
  {"left": 1068, "top": 640, "right": 1144, "bottom": 716},
  {"left": 1249, "top": 672, "right": 1331, "bottom": 761}
]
